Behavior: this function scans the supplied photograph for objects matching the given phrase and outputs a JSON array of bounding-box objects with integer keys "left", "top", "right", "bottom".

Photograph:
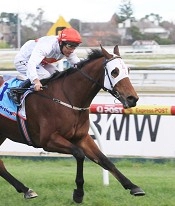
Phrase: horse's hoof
[
  {"left": 130, "top": 187, "right": 145, "bottom": 196},
  {"left": 73, "top": 189, "right": 84, "bottom": 203},
  {"left": 24, "top": 189, "right": 38, "bottom": 199}
]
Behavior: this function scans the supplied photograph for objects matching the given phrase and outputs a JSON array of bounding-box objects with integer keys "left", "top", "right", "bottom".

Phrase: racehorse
[{"left": 0, "top": 45, "right": 145, "bottom": 203}]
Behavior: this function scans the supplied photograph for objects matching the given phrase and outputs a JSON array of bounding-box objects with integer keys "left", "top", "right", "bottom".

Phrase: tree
[
  {"left": 20, "top": 8, "right": 52, "bottom": 44},
  {"left": 0, "top": 12, "right": 18, "bottom": 47},
  {"left": 23, "top": 8, "right": 47, "bottom": 36},
  {"left": 143, "top": 13, "right": 162, "bottom": 24},
  {"left": 129, "top": 26, "right": 144, "bottom": 42},
  {"left": 118, "top": 0, "right": 134, "bottom": 23},
  {"left": 0, "top": 12, "right": 18, "bottom": 25},
  {"left": 161, "top": 21, "right": 175, "bottom": 43}
]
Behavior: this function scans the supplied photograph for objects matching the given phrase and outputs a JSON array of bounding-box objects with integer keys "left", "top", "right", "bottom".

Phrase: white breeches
[{"left": 15, "top": 61, "right": 58, "bottom": 80}]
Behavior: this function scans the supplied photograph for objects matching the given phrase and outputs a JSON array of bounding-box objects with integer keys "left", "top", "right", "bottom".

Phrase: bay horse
[{"left": 0, "top": 45, "right": 145, "bottom": 203}]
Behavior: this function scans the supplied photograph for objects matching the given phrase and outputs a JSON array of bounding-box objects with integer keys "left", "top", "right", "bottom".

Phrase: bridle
[{"left": 76, "top": 56, "right": 121, "bottom": 99}]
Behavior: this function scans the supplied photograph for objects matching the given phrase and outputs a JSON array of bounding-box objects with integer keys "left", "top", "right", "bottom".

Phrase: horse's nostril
[
  {"left": 127, "top": 96, "right": 138, "bottom": 102},
  {"left": 127, "top": 96, "right": 139, "bottom": 107}
]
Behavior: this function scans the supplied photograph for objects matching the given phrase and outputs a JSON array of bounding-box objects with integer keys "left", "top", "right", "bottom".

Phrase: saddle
[{"left": 7, "top": 71, "right": 64, "bottom": 105}]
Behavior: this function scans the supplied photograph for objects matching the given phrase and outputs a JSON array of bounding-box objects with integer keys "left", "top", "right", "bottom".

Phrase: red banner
[{"left": 90, "top": 104, "right": 175, "bottom": 115}]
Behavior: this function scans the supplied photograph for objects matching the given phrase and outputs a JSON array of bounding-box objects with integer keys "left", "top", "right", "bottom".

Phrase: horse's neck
[
  {"left": 61, "top": 60, "right": 104, "bottom": 107},
  {"left": 74, "top": 60, "right": 104, "bottom": 104}
]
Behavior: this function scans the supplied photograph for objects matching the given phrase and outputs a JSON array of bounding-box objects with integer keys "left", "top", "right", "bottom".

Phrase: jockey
[{"left": 8, "top": 27, "right": 82, "bottom": 104}]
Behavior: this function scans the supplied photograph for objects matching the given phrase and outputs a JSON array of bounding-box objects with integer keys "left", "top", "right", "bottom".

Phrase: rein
[
  {"left": 35, "top": 93, "right": 89, "bottom": 111},
  {"left": 32, "top": 56, "right": 121, "bottom": 111}
]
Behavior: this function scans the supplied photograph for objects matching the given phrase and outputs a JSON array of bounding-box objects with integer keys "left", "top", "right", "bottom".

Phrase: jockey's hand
[{"left": 33, "top": 79, "right": 43, "bottom": 91}]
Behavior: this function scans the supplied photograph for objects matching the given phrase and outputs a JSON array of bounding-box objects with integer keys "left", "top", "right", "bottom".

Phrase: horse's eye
[{"left": 111, "top": 68, "right": 119, "bottom": 78}]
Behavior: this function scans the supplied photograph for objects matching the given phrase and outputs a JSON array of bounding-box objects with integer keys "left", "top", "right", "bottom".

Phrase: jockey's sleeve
[{"left": 66, "top": 53, "right": 80, "bottom": 66}]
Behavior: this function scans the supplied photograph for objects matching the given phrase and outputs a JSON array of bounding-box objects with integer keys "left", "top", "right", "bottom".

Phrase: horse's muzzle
[{"left": 124, "top": 96, "right": 139, "bottom": 108}]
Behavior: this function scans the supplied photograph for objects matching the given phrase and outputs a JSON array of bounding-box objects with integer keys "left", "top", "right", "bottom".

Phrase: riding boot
[{"left": 8, "top": 79, "right": 31, "bottom": 104}]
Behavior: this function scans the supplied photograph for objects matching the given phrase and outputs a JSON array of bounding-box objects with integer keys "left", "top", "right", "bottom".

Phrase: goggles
[{"left": 64, "top": 42, "right": 79, "bottom": 49}]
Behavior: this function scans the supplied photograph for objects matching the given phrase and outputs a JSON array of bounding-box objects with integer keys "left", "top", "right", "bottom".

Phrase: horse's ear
[
  {"left": 100, "top": 44, "right": 104, "bottom": 51},
  {"left": 113, "top": 45, "right": 120, "bottom": 56},
  {"left": 100, "top": 44, "right": 112, "bottom": 59}
]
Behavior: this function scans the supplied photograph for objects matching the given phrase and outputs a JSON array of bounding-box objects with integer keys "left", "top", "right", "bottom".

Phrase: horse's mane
[
  {"left": 77, "top": 49, "right": 104, "bottom": 68},
  {"left": 41, "top": 49, "right": 104, "bottom": 85}
]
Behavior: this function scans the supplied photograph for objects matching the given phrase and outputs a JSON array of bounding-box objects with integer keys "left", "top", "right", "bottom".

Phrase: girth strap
[{"left": 16, "top": 106, "right": 36, "bottom": 147}]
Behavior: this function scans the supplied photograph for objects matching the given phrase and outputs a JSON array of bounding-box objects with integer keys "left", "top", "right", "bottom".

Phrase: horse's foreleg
[
  {"left": 0, "top": 159, "right": 38, "bottom": 199},
  {"left": 79, "top": 135, "right": 145, "bottom": 196},
  {"left": 96, "top": 153, "right": 145, "bottom": 196}
]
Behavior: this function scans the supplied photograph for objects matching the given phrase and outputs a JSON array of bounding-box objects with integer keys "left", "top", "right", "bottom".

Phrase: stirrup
[{"left": 7, "top": 90, "right": 20, "bottom": 105}]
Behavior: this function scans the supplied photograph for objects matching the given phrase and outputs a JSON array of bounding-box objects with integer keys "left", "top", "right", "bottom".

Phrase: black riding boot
[{"left": 8, "top": 79, "right": 31, "bottom": 104}]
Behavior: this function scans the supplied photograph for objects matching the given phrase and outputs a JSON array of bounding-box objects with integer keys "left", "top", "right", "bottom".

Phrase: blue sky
[{"left": 1, "top": 0, "right": 175, "bottom": 23}]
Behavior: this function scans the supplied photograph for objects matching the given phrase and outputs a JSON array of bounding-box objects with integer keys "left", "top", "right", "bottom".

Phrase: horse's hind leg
[
  {"left": 79, "top": 135, "right": 145, "bottom": 196},
  {"left": 44, "top": 133, "right": 85, "bottom": 203},
  {"left": 72, "top": 148, "right": 85, "bottom": 203},
  {"left": 0, "top": 137, "right": 36, "bottom": 198},
  {"left": 0, "top": 153, "right": 38, "bottom": 199}
]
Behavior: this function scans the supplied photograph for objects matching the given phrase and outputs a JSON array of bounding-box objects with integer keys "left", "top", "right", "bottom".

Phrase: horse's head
[{"left": 101, "top": 45, "right": 138, "bottom": 108}]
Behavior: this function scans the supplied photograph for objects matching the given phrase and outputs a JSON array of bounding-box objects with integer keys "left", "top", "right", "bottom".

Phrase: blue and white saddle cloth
[{"left": 0, "top": 78, "right": 26, "bottom": 121}]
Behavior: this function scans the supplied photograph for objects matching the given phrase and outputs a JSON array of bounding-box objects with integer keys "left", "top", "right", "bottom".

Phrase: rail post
[{"left": 90, "top": 118, "right": 109, "bottom": 185}]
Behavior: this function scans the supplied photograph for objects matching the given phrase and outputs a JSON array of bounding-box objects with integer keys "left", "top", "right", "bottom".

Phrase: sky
[{"left": 1, "top": 0, "right": 175, "bottom": 23}]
